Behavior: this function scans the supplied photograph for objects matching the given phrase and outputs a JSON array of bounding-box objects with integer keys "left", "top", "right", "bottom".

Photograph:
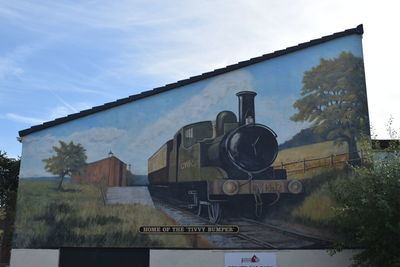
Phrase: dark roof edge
[{"left": 19, "top": 24, "right": 363, "bottom": 137}]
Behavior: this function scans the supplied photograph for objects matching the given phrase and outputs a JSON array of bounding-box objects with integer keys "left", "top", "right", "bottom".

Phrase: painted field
[
  {"left": 13, "top": 180, "right": 194, "bottom": 248},
  {"left": 274, "top": 141, "right": 358, "bottom": 179}
]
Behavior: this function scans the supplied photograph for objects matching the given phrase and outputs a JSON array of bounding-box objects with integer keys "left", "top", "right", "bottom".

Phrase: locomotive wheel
[
  {"left": 196, "top": 203, "right": 203, "bottom": 216},
  {"left": 186, "top": 190, "right": 199, "bottom": 211},
  {"left": 208, "top": 202, "right": 222, "bottom": 224}
]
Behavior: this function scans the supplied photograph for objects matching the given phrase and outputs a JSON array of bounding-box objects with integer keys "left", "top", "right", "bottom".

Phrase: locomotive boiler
[{"left": 148, "top": 91, "right": 302, "bottom": 223}]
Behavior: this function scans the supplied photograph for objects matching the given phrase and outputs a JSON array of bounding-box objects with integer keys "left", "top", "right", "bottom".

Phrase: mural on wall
[{"left": 13, "top": 34, "right": 369, "bottom": 249}]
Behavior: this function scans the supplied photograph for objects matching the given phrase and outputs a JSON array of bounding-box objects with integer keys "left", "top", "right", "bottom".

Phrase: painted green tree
[
  {"left": 291, "top": 52, "right": 369, "bottom": 162},
  {"left": 43, "top": 141, "right": 87, "bottom": 190}
]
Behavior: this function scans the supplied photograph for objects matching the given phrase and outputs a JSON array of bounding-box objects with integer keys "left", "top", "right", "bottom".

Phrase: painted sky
[
  {"left": 1, "top": 0, "right": 399, "bottom": 159},
  {"left": 18, "top": 35, "right": 364, "bottom": 177}
]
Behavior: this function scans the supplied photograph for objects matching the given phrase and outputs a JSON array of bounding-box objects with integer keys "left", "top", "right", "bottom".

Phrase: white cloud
[
  {"left": 0, "top": 6, "right": 23, "bottom": 19},
  {"left": 104, "top": 0, "right": 368, "bottom": 82},
  {"left": 68, "top": 127, "right": 129, "bottom": 160},
  {"left": 0, "top": 0, "right": 370, "bottom": 84},
  {"left": 2, "top": 1, "right": 399, "bottom": 138},
  {"left": 130, "top": 70, "right": 254, "bottom": 152},
  {"left": 20, "top": 127, "right": 128, "bottom": 178},
  {"left": 48, "top": 106, "right": 72, "bottom": 119},
  {"left": 13, "top": 67, "right": 254, "bottom": 177},
  {"left": 18, "top": 69, "right": 308, "bottom": 177},
  {"left": 0, "top": 44, "right": 38, "bottom": 80},
  {"left": 2, "top": 101, "right": 92, "bottom": 126},
  {"left": 255, "top": 95, "right": 310, "bottom": 144},
  {"left": 0, "top": 60, "right": 23, "bottom": 79},
  {"left": 0, "top": 1, "right": 176, "bottom": 35},
  {"left": 49, "top": 102, "right": 92, "bottom": 120},
  {"left": 5, "top": 113, "right": 45, "bottom": 124},
  {"left": 3, "top": 0, "right": 400, "bottom": 169}
]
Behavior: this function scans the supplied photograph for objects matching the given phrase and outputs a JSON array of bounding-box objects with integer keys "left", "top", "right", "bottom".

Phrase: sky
[
  {"left": 1, "top": 0, "right": 399, "bottom": 159},
  {"left": 19, "top": 35, "right": 363, "bottom": 177}
]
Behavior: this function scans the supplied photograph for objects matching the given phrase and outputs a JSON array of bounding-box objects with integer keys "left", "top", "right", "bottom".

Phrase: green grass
[
  {"left": 13, "top": 181, "right": 193, "bottom": 248},
  {"left": 291, "top": 183, "right": 336, "bottom": 225},
  {"left": 289, "top": 168, "right": 353, "bottom": 228}
]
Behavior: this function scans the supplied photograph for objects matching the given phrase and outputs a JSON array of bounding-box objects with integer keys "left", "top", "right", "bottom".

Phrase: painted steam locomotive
[{"left": 148, "top": 91, "right": 302, "bottom": 223}]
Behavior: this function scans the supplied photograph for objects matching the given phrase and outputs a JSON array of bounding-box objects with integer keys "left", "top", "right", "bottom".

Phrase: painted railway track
[
  {"left": 152, "top": 195, "right": 332, "bottom": 249},
  {"left": 223, "top": 217, "right": 332, "bottom": 249}
]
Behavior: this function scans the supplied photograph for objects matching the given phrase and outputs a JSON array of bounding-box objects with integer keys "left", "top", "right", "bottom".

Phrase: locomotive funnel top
[{"left": 236, "top": 91, "right": 257, "bottom": 126}]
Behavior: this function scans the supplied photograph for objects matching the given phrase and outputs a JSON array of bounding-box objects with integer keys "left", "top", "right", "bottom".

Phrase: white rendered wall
[
  {"left": 150, "top": 249, "right": 358, "bottom": 267},
  {"left": 10, "top": 249, "right": 358, "bottom": 267},
  {"left": 10, "top": 249, "right": 59, "bottom": 267}
]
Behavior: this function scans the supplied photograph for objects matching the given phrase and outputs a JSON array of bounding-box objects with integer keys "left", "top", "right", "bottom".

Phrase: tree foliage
[
  {"left": 42, "top": 141, "right": 87, "bottom": 190},
  {"left": 0, "top": 151, "right": 19, "bottom": 263},
  {"left": 291, "top": 52, "right": 369, "bottom": 160},
  {"left": 279, "top": 127, "right": 331, "bottom": 149},
  {"left": 0, "top": 151, "right": 19, "bottom": 210},
  {"left": 331, "top": 138, "right": 400, "bottom": 266}
]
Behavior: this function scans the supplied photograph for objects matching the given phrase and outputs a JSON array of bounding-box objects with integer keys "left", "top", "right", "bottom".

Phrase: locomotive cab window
[{"left": 183, "top": 121, "right": 213, "bottom": 148}]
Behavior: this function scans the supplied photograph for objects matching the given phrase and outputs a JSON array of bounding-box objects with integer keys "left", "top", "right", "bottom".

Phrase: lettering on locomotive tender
[{"left": 180, "top": 159, "right": 196, "bottom": 169}]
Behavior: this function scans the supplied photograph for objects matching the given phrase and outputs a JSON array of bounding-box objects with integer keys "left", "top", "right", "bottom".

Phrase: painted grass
[
  {"left": 291, "top": 184, "right": 336, "bottom": 224},
  {"left": 290, "top": 169, "right": 349, "bottom": 226},
  {"left": 275, "top": 141, "right": 353, "bottom": 179},
  {"left": 276, "top": 141, "right": 349, "bottom": 166},
  {"left": 13, "top": 181, "right": 193, "bottom": 248}
]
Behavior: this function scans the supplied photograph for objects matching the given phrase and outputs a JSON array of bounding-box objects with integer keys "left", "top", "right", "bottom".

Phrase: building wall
[
  {"left": 150, "top": 249, "right": 358, "bottom": 267},
  {"left": 72, "top": 156, "right": 127, "bottom": 186},
  {"left": 12, "top": 27, "right": 368, "bottom": 267},
  {"left": 10, "top": 248, "right": 359, "bottom": 267},
  {"left": 10, "top": 249, "right": 59, "bottom": 267}
]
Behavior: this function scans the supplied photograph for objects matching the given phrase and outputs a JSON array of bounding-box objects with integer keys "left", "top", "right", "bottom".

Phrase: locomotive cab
[
  {"left": 168, "top": 121, "right": 216, "bottom": 183},
  {"left": 182, "top": 121, "right": 213, "bottom": 147}
]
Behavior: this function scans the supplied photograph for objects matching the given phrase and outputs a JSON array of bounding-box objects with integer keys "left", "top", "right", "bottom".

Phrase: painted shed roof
[{"left": 19, "top": 24, "right": 364, "bottom": 137}]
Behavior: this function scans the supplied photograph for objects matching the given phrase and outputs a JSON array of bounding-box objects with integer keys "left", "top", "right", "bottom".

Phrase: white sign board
[{"left": 224, "top": 252, "right": 277, "bottom": 267}]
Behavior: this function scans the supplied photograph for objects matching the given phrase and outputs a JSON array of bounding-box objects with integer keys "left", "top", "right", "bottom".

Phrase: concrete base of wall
[
  {"left": 150, "top": 249, "right": 359, "bottom": 267},
  {"left": 10, "top": 249, "right": 59, "bottom": 267},
  {"left": 10, "top": 248, "right": 359, "bottom": 267}
]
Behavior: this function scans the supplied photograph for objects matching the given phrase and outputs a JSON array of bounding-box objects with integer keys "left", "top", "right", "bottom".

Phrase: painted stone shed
[{"left": 72, "top": 155, "right": 127, "bottom": 187}]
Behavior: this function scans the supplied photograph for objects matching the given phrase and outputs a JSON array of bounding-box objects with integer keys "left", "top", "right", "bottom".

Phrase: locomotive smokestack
[{"left": 236, "top": 91, "right": 257, "bottom": 126}]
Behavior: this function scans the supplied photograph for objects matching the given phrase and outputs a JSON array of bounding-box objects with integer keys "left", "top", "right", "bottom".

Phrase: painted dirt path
[{"left": 106, "top": 186, "right": 155, "bottom": 207}]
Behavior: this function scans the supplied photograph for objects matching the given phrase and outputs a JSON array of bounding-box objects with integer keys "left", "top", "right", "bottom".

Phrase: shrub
[{"left": 330, "top": 140, "right": 400, "bottom": 266}]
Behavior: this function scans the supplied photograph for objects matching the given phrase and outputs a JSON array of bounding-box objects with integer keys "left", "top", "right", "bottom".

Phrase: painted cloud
[{"left": 20, "top": 127, "right": 128, "bottom": 178}]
